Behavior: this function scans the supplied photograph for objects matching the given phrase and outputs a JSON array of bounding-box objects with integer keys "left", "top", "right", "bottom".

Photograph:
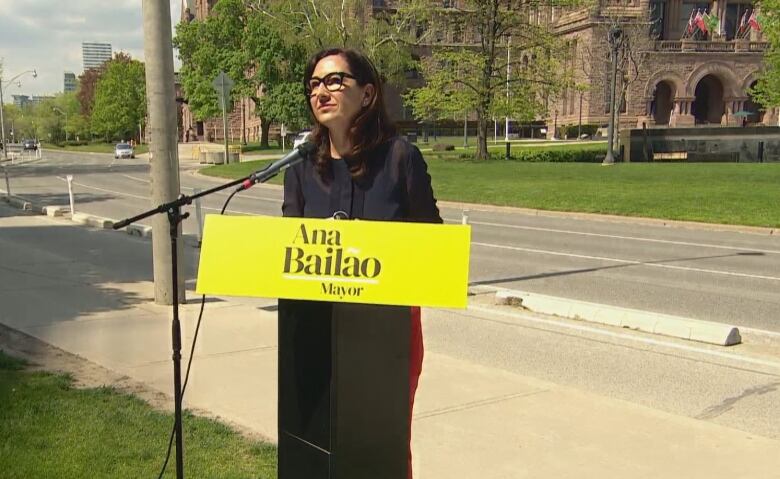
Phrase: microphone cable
[{"left": 156, "top": 192, "right": 242, "bottom": 479}]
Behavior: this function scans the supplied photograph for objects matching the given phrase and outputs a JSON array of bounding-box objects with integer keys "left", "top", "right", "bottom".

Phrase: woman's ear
[{"left": 362, "top": 84, "right": 376, "bottom": 107}]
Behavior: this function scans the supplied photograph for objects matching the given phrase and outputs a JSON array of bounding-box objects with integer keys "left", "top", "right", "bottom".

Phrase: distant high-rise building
[
  {"left": 82, "top": 42, "right": 112, "bottom": 71},
  {"left": 64, "top": 72, "right": 77, "bottom": 93},
  {"left": 12, "top": 95, "right": 30, "bottom": 109}
]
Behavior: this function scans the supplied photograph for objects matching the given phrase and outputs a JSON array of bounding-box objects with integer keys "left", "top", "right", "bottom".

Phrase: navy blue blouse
[{"left": 282, "top": 136, "right": 442, "bottom": 223}]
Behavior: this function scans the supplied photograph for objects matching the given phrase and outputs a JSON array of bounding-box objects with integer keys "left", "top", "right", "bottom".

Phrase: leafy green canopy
[
  {"left": 174, "top": 0, "right": 424, "bottom": 141},
  {"left": 752, "top": 5, "right": 776, "bottom": 108},
  {"left": 403, "top": 0, "right": 580, "bottom": 159},
  {"left": 90, "top": 57, "right": 146, "bottom": 141}
]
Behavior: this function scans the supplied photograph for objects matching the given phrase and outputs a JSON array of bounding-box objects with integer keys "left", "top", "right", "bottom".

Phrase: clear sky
[{"left": 0, "top": 0, "right": 182, "bottom": 99}]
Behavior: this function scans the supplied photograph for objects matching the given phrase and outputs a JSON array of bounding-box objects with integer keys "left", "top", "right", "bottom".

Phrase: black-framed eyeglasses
[{"left": 306, "top": 72, "right": 356, "bottom": 95}]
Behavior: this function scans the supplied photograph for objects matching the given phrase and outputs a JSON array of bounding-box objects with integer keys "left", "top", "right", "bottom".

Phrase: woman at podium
[{"left": 282, "top": 47, "right": 442, "bottom": 479}]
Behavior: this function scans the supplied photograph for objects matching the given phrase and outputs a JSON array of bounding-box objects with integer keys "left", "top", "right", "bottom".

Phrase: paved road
[
  {"left": 4, "top": 148, "right": 780, "bottom": 332},
  {"left": 1, "top": 201, "right": 779, "bottom": 446}
]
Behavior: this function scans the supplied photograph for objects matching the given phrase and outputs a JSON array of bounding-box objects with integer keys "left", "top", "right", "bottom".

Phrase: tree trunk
[
  {"left": 476, "top": 114, "right": 489, "bottom": 160},
  {"left": 260, "top": 116, "right": 270, "bottom": 148},
  {"left": 241, "top": 100, "right": 247, "bottom": 145}
]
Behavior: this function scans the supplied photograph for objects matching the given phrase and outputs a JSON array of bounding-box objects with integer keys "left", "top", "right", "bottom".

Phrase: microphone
[{"left": 236, "top": 141, "right": 316, "bottom": 191}]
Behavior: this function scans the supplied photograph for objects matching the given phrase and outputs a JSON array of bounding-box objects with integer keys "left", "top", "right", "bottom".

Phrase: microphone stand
[{"left": 113, "top": 162, "right": 285, "bottom": 479}]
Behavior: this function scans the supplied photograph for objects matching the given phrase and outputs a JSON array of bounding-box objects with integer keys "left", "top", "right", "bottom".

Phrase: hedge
[{"left": 459, "top": 147, "right": 606, "bottom": 162}]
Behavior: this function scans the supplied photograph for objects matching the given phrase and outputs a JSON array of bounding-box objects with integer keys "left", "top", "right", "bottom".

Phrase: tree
[
  {"left": 405, "top": 1, "right": 578, "bottom": 160},
  {"left": 76, "top": 67, "right": 104, "bottom": 117},
  {"left": 256, "top": 0, "right": 425, "bottom": 86},
  {"left": 751, "top": 7, "right": 776, "bottom": 111},
  {"left": 90, "top": 55, "right": 146, "bottom": 141},
  {"left": 51, "top": 92, "right": 88, "bottom": 142},
  {"left": 175, "top": 0, "right": 309, "bottom": 146}
]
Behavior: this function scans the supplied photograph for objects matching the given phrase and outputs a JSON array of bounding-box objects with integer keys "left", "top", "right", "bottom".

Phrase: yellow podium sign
[{"left": 196, "top": 215, "right": 471, "bottom": 308}]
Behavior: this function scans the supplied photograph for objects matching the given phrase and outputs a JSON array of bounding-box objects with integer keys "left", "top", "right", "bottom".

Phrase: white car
[
  {"left": 114, "top": 143, "right": 135, "bottom": 159},
  {"left": 293, "top": 131, "right": 311, "bottom": 149}
]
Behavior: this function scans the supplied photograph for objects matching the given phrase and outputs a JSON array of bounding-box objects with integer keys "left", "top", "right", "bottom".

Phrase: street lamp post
[
  {"left": 0, "top": 69, "right": 37, "bottom": 161},
  {"left": 52, "top": 106, "right": 69, "bottom": 142},
  {"left": 505, "top": 34, "right": 511, "bottom": 160},
  {"left": 603, "top": 27, "right": 622, "bottom": 165}
]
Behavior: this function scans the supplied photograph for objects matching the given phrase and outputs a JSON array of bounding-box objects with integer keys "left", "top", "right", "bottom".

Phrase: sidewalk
[{"left": 1, "top": 204, "right": 779, "bottom": 478}]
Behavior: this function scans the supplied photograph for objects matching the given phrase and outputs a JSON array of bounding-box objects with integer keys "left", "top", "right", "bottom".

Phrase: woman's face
[{"left": 308, "top": 55, "right": 375, "bottom": 133}]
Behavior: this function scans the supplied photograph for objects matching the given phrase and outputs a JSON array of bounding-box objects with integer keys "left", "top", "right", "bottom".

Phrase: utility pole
[
  {"left": 143, "top": 0, "right": 184, "bottom": 306},
  {"left": 603, "top": 26, "right": 622, "bottom": 165}
]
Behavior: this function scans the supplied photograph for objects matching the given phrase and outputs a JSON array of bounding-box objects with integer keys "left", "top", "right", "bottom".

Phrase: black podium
[{"left": 278, "top": 299, "right": 411, "bottom": 479}]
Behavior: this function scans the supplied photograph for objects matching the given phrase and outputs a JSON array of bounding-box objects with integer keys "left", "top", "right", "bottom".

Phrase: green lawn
[
  {"left": 0, "top": 351, "right": 276, "bottom": 478},
  {"left": 428, "top": 160, "right": 780, "bottom": 228},
  {"left": 201, "top": 151, "right": 780, "bottom": 228},
  {"left": 42, "top": 142, "right": 149, "bottom": 155},
  {"left": 236, "top": 141, "right": 285, "bottom": 156}
]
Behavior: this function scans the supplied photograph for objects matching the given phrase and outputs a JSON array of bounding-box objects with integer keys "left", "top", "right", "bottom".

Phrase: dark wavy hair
[{"left": 303, "top": 48, "right": 396, "bottom": 180}]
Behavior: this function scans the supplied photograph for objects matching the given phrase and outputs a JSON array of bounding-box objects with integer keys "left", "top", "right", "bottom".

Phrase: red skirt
[{"left": 409, "top": 306, "right": 424, "bottom": 479}]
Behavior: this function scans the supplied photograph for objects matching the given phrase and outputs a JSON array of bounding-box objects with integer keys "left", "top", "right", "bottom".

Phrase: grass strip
[{"left": 0, "top": 350, "right": 276, "bottom": 479}]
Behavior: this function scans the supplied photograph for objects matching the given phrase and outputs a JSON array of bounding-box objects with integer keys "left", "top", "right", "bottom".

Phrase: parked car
[
  {"left": 293, "top": 131, "right": 311, "bottom": 149},
  {"left": 114, "top": 143, "right": 135, "bottom": 159},
  {"left": 22, "top": 139, "right": 38, "bottom": 151}
]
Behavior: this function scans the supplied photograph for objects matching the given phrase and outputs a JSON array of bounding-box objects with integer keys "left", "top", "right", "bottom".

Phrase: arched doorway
[
  {"left": 652, "top": 81, "right": 674, "bottom": 125},
  {"left": 692, "top": 74, "right": 725, "bottom": 124},
  {"left": 743, "top": 80, "right": 765, "bottom": 125}
]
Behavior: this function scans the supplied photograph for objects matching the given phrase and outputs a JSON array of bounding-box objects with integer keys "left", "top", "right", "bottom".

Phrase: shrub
[
  {"left": 559, "top": 124, "right": 601, "bottom": 139},
  {"left": 459, "top": 147, "right": 605, "bottom": 162},
  {"left": 432, "top": 143, "right": 455, "bottom": 152}
]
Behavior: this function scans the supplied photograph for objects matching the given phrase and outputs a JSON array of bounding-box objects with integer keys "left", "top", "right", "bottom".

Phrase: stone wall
[{"left": 621, "top": 126, "right": 780, "bottom": 162}]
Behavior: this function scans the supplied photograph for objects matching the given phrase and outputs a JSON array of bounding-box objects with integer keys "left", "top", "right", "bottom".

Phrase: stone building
[
  {"left": 550, "top": 0, "right": 775, "bottom": 134},
  {"left": 372, "top": 0, "right": 774, "bottom": 135}
]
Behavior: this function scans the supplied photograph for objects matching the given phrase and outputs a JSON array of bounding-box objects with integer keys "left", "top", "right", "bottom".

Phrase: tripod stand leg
[{"left": 168, "top": 207, "right": 185, "bottom": 479}]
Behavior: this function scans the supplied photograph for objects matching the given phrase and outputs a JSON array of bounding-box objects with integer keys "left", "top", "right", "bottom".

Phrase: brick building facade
[
  {"left": 550, "top": 0, "right": 775, "bottom": 135},
  {"left": 373, "top": 0, "right": 774, "bottom": 135}
]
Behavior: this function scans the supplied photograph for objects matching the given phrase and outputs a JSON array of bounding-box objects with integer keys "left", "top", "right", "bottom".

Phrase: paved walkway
[{"left": 1, "top": 203, "right": 778, "bottom": 478}]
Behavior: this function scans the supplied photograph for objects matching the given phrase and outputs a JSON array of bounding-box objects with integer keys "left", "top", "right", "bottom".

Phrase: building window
[
  {"left": 724, "top": 2, "right": 754, "bottom": 40},
  {"left": 649, "top": 0, "right": 666, "bottom": 38},
  {"left": 679, "top": 1, "right": 711, "bottom": 38}
]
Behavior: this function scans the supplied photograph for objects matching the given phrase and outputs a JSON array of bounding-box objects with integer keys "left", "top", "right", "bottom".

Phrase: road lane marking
[
  {"left": 121, "top": 174, "right": 282, "bottom": 203},
  {"left": 445, "top": 218, "right": 780, "bottom": 255},
  {"left": 471, "top": 241, "right": 780, "bottom": 282},
  {"left": 466, "top": 305, "right": 780, "bottom": 371},
  {"left": 56, "top": 178, "right": 261, "bottom": 216}
]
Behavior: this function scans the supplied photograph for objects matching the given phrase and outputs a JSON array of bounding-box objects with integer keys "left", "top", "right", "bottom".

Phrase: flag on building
[
  {"left": 737, "top": 9, "right": 749, "bottom": 38},
  {"left": 748, "top": 10, "right": 761, "bottom": 32},
  {"left": 695, "top": 10, "right": 708, "bottom": 33},
  {"left": 686, "top": 8, "right": 696, "bottom": 35},
  {"left": 703, "top": 11, "right": 720, "bottom": 35}
]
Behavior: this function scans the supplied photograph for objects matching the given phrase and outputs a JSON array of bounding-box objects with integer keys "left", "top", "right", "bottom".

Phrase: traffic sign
[{"left": 212, "top": 71, "right": 234, "bottom": 107}]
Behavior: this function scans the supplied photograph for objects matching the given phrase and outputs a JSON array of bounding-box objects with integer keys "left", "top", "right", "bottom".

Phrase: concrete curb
[
  {"left": 474, "top": 286, "right": 741, "bottom": 346},
  {"left": 71, "top": 212, "right": 114, "bottom": 229},
  {"left": 43, "top": 205, "right": 69, "bottom": 217},
  {"left": 1, "top": 193, "right": 201, "bottom": 249},
  {"left": 126, "top": 224, "right": 153, "bottom": 238},
  {"left": 5, "top": 195, "right": 33, "bottom": 211}
]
